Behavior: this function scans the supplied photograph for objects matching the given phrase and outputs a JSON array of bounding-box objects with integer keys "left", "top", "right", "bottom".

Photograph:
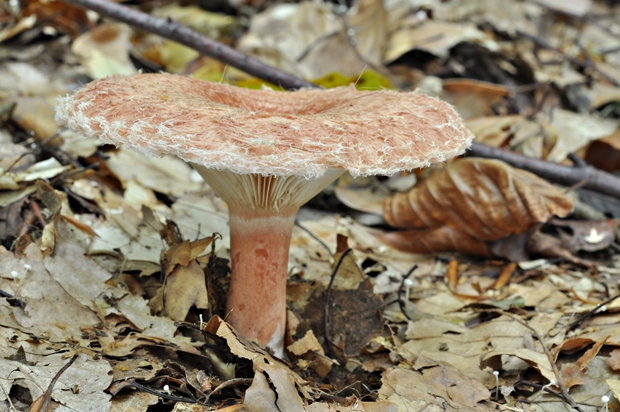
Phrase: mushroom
[{"left": 55, "top": 73, "right": 473, "bottom": 356}]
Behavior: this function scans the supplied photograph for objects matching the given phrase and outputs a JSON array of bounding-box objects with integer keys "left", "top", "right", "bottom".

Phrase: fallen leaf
[
  {"left": 72, "top": 23, "right": 136, "bottom": 79},
  {"left": 608, "top": 379, "right": 620, "bottom": 402},
  {"left": 152, "top": 260, "right": 209, "bottom": 321},
  {"left": 385, "top": 20, "right": 490, "bottom": 62},
  {"left": 561, "top": 336, "right": 608, "bottom": 389},
  {"left": 378, "top": 226, "right": 492, "bottom": 256},
  {"left": 383, "top": 158, "right": 574, "bottom": 241},
  {"left": 29, "top": 354, "right": 78, "bottom": 412},
  {"left": 440, "top": 79, "right": 511, "bottom": 120},
  {"left": 205, "top": 317, "right": 316, "bottom": 410},
  {"left": 545, "top": 109, "right": 619, "bottom": 163},
  {"left": 606, "top": 349, "right": 620, "bottom": 371},
  {"left": 468, "top": 115, "right": 557, "bottom": 159},
  {"left": 238, "top": 0, "right": 386, "bottom": 79},
  {"left": 378, "top": 365, "right": 492, "bottom": 410},
  {"left": 535, "top": 0, "right": 592, "bottom": 16},
  {"left": 0, "top": 351, "right": 112, "bottom": 411}
]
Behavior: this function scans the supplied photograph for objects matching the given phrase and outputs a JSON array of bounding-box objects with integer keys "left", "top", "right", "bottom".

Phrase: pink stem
[{"left": 225, "top": 208, "right": 297, "bottom": 356}]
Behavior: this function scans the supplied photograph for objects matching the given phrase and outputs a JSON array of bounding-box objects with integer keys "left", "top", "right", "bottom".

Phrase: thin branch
[
  {"left": 0, "top": 289, "right": 26, "bottom": 308},
  {"left": 396, "top": 265, "right": 418, "bottom": 322},
  {"left": 59, "top": 0, "right": 318, "bottom": 90},
  {"left": 324, "top": 248, "right": 353, "bottom": 349},
  {"left": 204, "top": 378, "right": 253, "bottom": 404},
  {"left": 566, "top": 292, "right": 620, "bottom": 329},
  {"left": 124, "top": 381, "right": 198, "bottom": 404},
  {"left": 467, "top": 142, "right": 620, "bottom": 199}
]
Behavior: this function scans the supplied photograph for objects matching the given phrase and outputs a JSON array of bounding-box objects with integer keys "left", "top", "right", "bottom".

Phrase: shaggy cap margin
[{"left": 55, "top": 73, "right": 473, "bottom": 178}]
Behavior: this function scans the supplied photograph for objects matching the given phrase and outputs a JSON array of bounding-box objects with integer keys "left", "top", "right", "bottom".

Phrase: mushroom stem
[
  {"left": 192, "top": 166, "right": 345, "bottom": 356},
  {"left": 226, "top": 209, "right": 297, "bottom": 356}
]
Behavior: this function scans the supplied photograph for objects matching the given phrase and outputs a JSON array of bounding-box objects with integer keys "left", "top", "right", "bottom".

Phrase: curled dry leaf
[
  {"left": 378, "top": 226, "right": 491, "bottom": 256},
  {"left": 383, "top": 158, "right": 574, "bottom": 243}
]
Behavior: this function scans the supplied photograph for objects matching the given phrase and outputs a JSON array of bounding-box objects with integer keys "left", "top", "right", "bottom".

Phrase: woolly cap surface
[{"left": 56, "top": 73, "right": 473, "bottom": 178}]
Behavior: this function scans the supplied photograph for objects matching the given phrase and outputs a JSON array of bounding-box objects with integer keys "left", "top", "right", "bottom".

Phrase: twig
[
  {"left": 59, "top": 0, "right": 317, "bottom": 90},
  {"left": 124, "top": 381, "right": 198, "bottom": 404},
  {"left": 204, "top": 378, "right": 253, "bottom": 404},
  {"left": 518, "top": 380, "right": 595, "bottom": 409},
  {"left": 0, "top": 289, "right": 26, "bottom": 308},
  {"left": 30, "top": 353, "right": 79, "bottom": 411},
  {"left": 29, "top": 201, "right": 47, "bottom": 228},
  {"left": 317, "top": 391, "right": 358, "bottom": 406},
  {"left": 396, "top": 265, "right": 418, "bottom": 322},
  {"left": 566, "top": 152, "right": 588, "bottom": 168},
  {"left": 566, "top": 292, "right": 620, "bottom": 329},
  {"left": 324, "top": 248, "right": 353, "bottom": 348},
  {"left": 467, "top": 142, "right": 620, "bottom": 199}
]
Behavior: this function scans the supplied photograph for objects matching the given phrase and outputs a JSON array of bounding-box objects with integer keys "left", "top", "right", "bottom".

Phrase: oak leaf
[{"left": 382, "top": 158, "right": 574, "bottom": 256}]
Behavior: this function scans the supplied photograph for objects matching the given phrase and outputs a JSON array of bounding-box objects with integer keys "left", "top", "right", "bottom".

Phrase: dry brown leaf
[
  {"left": 241, "top": 371, "right": 279, "bottom": 412},
  {"left": 528, "top": 231, "right": 595, "bottom": 267},
  {"left": 492, "top": 262, "right": 517, "bottom": 290},
  {"left": 153, "top": 260, "right": 209, "bottom": 321},
  {"left": 22, "top": 0, "right": 92, "bottom": 37},
  {"left": 535, "top": 0, "right": 591, "bottom": 16},
  {"left": 0, "top": 351, "right": 111, "bottom": 411},
  {"left": 468, "top": 115, "right": 557, "bottom": 159},
  {"left": 606, "top": 349, "right": 620, "bottom": 371},
  {"left": 385, "top": 20, "right": 489, "bottom": 62},
  {"left": 333, "top": 175, "right": 390, "bottom": 215},
  {"left": 162, "top": 236, "right": 215, "bottom": 276},
  {"left": 440, "top": 79, "right": 511, "bottom": 120},
  {"left": 561, "top": 336, "right": 609, "bottom": 389},
  {"left": 72, "top": 23, "right": 137, "bottom": 79},
  {"left": 150, "top": 232, "right": 215, "bottom": 321},
  {"left": 378, "top": 364, "right": 492, "bottom": 410},
  {"left": 109, "top": 391, "right": 160, "bottom": 412},
  {"left": 205, "top": 317, "right": 317, "bottom": 410},
  {"left": 0, "top": 243, "right": 101, "bottom": 344},
  {"left": 11, "top": 97, "right": 61, "bottom": 142},
  {"left": 608, "top": 379, "right": 620, "bottom": 402},
  {"left": 383, "top": 158, "right": 574, "bottom": 241},
  {"left": 545, "top": 109, "right": 619, "bottom": 163},
  {"left": 377, "top": 225, "right": 492, "bottom": 256},
  {"left": 331, "top": 235, "right": 366, "bottom": 290},
  {"left": 29, "top": 354, "right": 78, "bottom": 412},
  {"left": 584, "top": 130, "right": 620, "bottom": 172},
  {"left": 483, "top": 348, "right": 556, "bottom": 382},
  {"left": 238, "top": 0, "right": 386, "bottom": 79}
]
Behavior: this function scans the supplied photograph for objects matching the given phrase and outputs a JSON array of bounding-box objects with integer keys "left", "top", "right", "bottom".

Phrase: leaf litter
[{"left": 1, "top": 0, "right": 620, "bottom": 411}]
